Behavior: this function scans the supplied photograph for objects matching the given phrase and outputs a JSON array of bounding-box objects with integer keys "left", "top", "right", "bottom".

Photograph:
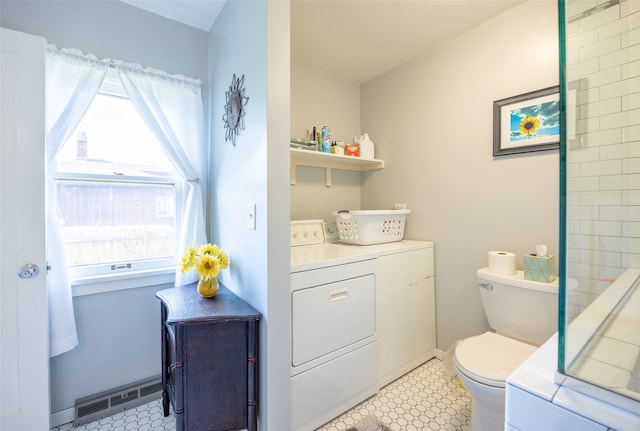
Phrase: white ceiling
[
  {"left": 119, "top": 0, "right": 225, "bottom": 32},
  {"left": 120, "top": 0, "right": 524, "bottom": 84},
  {"left": 292, "top": 0, "right": 525, "bottom": 83}
]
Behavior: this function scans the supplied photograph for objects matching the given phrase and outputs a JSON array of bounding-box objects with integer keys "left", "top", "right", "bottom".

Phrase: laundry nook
[{"left": 289, "top": 217, "right": 435, "bottom": 430}]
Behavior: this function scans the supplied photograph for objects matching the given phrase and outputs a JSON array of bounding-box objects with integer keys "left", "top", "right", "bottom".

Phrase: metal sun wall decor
[{"left": 223, "top": 73, "right": 249, "bottom": 146}]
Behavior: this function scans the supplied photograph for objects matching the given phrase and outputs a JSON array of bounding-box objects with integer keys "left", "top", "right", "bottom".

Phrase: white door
[{"left": 0, "top": 27, "right": 50, "bottom": 430}]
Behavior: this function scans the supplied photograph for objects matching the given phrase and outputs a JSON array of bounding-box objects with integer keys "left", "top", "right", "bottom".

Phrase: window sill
[{"left": 71, "top": 267, "right": 176, "bottom": 297}]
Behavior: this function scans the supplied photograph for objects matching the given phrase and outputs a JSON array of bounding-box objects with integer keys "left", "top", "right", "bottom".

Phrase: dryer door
[{"left": 292, "top": 273, "right": 375, "bottom": 367}]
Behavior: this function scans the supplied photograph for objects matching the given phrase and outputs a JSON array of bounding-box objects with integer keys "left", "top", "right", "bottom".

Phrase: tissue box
[{"left": 524, "top": 254, "right": 556, "bottom": 283}]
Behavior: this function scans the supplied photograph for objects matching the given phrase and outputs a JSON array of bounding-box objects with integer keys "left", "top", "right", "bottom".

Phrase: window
[{"left": 54, "top": 69, "right": 179, "bottom": 278}]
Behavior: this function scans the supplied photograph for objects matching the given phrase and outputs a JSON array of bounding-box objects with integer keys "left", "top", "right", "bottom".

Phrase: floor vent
[{"left": 74, "top": 375, "right": 162, "bottom": 426}]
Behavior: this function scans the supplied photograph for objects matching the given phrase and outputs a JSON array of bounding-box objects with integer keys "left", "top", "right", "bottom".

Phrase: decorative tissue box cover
[{"left": 524, "top": 254, "right": 556, "bottom": 283}]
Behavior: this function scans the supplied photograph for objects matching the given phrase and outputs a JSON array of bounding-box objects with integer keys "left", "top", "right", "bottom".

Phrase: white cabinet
[{"left": 378, "top": 246, "right": 436, "bottom": 386}]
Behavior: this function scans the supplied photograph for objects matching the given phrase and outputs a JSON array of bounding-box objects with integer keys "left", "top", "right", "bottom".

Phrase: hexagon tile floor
[
  {"left": 316, "top": 359, "right": 471, "bottom": 431},
  {"left": 51, "top": 358, "right": 471, "bottom": 431}
]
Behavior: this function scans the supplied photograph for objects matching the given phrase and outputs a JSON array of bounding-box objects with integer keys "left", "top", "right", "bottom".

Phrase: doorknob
[{"left": 18, "top": 263, "right": 39, "bottom": 279}]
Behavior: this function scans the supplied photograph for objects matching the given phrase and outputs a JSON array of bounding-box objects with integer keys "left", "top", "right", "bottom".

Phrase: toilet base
[
  {"left": 454, "top": 332, "right": 538, "bottom": 431},
  {"left": 468, "top": 386, "right": 505, "bottom": 431},
  {"left": 455, "top": 356, "right": 506, "bottom": 431}
]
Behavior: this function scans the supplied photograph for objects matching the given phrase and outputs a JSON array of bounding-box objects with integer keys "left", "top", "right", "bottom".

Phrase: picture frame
[{"left": 493, "top": 86, "right": 560, "bottom": 156}]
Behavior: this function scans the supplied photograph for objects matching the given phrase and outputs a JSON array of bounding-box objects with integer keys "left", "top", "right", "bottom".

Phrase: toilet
[{"left": 454, "top": 267, "right": 561, "bottom": 431}]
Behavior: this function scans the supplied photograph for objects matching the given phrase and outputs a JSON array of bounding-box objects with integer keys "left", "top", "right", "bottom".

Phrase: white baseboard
[
  {"left": 51, "top": 407, "right": 75, "bottom": 428},
  {"left": 435, "top": 348, "right": 445, "bottom": 361}
]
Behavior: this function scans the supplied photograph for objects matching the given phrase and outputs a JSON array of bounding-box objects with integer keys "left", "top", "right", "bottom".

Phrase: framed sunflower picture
[{"left": 493, "top": 86, "right": 560, "bottom": 156}]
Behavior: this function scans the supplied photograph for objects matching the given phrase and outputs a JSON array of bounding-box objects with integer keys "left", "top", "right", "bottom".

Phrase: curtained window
[
  {"left": 54, "top": 69, "right": 179, "bottom": 277},
  {"left": 46, "top": 46, "right": 207, "bottom": 357}
]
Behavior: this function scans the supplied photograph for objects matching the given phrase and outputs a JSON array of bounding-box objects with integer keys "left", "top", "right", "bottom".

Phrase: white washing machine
[{"left": 290, "top": 220, "right": 382, "bottom": 431}]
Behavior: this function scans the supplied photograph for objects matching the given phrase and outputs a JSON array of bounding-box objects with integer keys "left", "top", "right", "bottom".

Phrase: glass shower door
[{"left": 559, "top": 0, "right": 640, "bottom": 404}]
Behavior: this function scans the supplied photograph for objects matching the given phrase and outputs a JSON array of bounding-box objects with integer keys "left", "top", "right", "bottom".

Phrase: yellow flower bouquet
[{"left": 179, "top": 243, "right": 229, "bottom": 297}]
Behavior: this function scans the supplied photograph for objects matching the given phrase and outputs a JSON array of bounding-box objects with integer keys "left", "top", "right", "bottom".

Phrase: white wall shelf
[{"left": 290, "top": 148, "right": 384, "bottom": 187}]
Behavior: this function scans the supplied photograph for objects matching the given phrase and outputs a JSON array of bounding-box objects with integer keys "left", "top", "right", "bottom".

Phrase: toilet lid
[{"left": 455, "top": 332, "right": 537, "bottom": 387}]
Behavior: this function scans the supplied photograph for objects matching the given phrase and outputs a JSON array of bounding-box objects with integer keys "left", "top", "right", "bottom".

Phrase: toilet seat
[{"left": 455, "top": 331, "right": 537, "bottom": 388}]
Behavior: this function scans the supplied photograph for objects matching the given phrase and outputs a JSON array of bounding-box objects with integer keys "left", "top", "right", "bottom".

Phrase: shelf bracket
[
  {"left": 290, "top": 163, "right": 334, "bottom": 187},
  {"left": 289, "top": 148, "right": 384, "bottom": 188}
]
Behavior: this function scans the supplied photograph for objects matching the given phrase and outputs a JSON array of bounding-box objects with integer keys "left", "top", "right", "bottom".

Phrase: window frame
[{"left": 53, "top": 71, "right": 182, "bottom": 289}]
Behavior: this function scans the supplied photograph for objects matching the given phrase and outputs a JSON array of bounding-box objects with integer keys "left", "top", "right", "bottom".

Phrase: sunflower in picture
[{"left": 519, "top": 116, "right": 540, "bottom": 137}]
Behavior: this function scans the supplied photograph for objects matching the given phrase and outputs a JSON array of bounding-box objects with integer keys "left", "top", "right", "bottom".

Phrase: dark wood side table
[{"left": 156, "top": 282, "right": 259, "bottom": 431}]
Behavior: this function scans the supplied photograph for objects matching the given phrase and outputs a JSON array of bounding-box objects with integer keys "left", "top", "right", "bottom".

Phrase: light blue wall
[
  {"left": 0, "top": 0, "right": 209, "bottom": 419},
  {"left": 209, "top": 1, "right": 291, "bottom": 429},
  {"left": 48, "top": 284, "right": 167, "bottom": 413},
  {"left": 0, "top": 0, "right": 208, "bottom": 80}
]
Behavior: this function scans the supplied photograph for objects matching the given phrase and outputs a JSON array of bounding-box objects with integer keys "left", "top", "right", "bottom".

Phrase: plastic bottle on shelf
[
  {"left": 322, "top": 125, "right": 331, "bottom": 153},
  {"left": 359, "top": 133, "right": 375, "bottom": 159}
]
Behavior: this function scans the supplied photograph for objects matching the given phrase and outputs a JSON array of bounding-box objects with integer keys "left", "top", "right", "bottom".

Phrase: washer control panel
[{"left": 290, "top": 220, "right": 325, "bottom": 246}]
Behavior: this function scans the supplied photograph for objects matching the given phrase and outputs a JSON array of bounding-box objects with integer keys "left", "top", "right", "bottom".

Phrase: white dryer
[{"left": 290, "top": 220, "right": 380, "bottom": 431}]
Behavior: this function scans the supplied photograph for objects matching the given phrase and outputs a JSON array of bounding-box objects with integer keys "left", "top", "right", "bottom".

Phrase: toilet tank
[{"left": 477, "top": 267, "right": 561, "bottom": 346}]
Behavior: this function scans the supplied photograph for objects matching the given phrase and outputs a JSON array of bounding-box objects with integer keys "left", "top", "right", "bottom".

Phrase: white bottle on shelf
[{"left": 359, "top": 133, "right": 375, "bottom": 159}]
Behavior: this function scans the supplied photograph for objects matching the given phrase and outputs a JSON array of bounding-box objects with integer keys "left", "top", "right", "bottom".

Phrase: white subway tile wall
[{"left": 567, "top": 0, "right": 640, "bottom": 319}]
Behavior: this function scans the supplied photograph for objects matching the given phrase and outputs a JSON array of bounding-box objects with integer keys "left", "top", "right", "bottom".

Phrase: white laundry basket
[{"left": 333, "top": 210, "right": 410, "bottom": 245}]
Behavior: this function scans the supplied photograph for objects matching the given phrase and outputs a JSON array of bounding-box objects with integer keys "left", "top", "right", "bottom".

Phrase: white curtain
[
  {"left": 46, "top": 46, "right": 108, "bottom": 357},
  {"left": 45, "top": 46, "right": 207, "bottom": 357},
  {"left": 114, "top": 62, "right": 207, "bottom": 287}
]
